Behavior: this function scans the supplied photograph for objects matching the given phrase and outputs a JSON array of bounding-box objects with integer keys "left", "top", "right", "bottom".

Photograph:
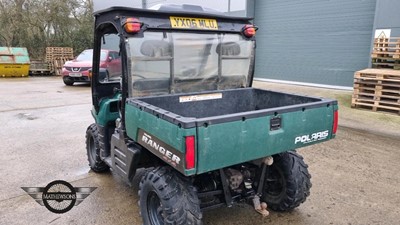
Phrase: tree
[{"left": 0, "top": 0, "right": 94, "bottom": 59}]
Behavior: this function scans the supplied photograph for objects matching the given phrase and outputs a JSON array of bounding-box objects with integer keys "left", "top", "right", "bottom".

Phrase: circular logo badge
[{"left": 42, "top": 180, "right": 77, "bottom": 214}]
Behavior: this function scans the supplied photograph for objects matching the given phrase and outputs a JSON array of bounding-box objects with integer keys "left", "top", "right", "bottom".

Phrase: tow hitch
[{"left": 252, "top": 195, "right": 269, "bottom": 217}]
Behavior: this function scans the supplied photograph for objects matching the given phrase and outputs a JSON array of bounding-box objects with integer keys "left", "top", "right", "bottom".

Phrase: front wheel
[
  {"left": 139, "top": 167, "right": 202, "bottom": 225},
  {"left": 63, "top": 77, "right": 74, "bottom": 86},
  {"left": 261, "top": 151, "right": 311, "bottom": 212},
  {"left": 86, "top": 124, "right": 109, "bottom": 172}
]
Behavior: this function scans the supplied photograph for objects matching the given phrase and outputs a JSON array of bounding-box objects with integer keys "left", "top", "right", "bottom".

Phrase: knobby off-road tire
[
  {"left": 86, "top": 124, "right": 109, "bottom": 172},
  {"left": 139, "top": 167, "right": 202, "bottom": 225},
  {"left": 261, "top": 151, "right": 311, "bottom": 212}
]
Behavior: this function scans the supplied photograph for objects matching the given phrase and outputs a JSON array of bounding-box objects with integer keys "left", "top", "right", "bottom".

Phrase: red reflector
[
  {"left": 124, "top": 18, "right": 141, "bottom": 33},
  {"left": 185, "top": 136, "right": 195, "bottom": 170},
  {"left": 333, "top": 110, "right": 339, "bottom": 134},
  {"left": 243, "top": 24, "right": 257, "bottom": 38}
]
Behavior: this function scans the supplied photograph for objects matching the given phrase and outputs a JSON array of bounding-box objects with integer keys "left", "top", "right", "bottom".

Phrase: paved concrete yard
[{"left": 0, "top": 77, "right": 399, "bottom": 225}]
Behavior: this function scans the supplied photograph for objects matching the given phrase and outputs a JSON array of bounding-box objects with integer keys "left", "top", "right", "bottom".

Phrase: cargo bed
[
  {"left": 127, "top": 88, "right": 333, "bottom": 128},
  {"left": 125, "top": 88, "right": 337, "bottom": 175}
]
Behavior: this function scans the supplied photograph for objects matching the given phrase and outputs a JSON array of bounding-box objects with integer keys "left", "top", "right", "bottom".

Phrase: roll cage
[{"left": 91, "top": 7, "right": 256, "bottom": 125}]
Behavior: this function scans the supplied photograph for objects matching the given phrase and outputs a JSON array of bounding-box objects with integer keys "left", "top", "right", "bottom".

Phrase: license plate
[
  {"left": 69, "top": 73, "right": 82, "bottom": 77},
  {"left": 170, "top": 16, "right": 218, "bottom": 30}
]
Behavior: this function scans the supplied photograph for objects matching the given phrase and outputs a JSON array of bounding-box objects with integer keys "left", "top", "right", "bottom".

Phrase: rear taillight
[
  {"left": 124, "top": 17, "right": 142, "bottom": 33},
  {"left": 185, "top": 136, "right": 195, "bottom": 170},
  {"left": 242, "top": 24, "right": 258, "bottom": 38},
  {"left": 333, "top": 110, "right": 338, "bottom": 134}
]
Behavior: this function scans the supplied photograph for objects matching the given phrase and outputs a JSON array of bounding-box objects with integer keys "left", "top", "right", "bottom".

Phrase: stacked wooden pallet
[
  {"left": 352, "top": 69, "right": 400, "bottom": 115},
  {"left": 371, "top": 37, "right": 400, "bottom": 70},
  {"left": 45, "top": 47, "right": 74, "bottom": 75}
]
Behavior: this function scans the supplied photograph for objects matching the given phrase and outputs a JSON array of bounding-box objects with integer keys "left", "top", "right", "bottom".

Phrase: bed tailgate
[{"left": 195, "top": 103, "right": 338, "bottom": 174}]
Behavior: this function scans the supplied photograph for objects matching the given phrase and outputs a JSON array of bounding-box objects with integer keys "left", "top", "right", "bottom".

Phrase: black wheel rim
[
  {"left": 147, "top": 191, "right": 164, "bottom": 225},
  {"left": 264, "top": 165, "right": 286, "bottom": 202}
]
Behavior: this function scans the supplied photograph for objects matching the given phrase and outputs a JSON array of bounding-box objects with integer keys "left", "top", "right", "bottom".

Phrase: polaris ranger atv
[{"left": 86, "top": 5, "right": 338, "bottom": 225}]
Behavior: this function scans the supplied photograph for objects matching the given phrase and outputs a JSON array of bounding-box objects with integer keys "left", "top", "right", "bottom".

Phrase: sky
[{"left": 93, "top": 0, "right": 247, "bottom": 14}]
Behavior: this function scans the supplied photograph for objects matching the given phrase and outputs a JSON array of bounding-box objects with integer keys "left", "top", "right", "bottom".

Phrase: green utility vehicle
[{"left": 86, "top": 5, "right": 338, "bottom": 225}]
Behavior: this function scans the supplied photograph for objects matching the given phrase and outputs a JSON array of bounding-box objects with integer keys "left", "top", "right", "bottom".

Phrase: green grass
[{"left": 334, "top": 94, "right": 352, "bottom": 109}]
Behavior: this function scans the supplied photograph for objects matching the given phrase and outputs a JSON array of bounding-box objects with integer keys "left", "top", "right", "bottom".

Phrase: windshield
[
  {"left": 127, "top": 32, "right": 255, "bottom": 97},
  {"left": 76, "top": 49, "right": 107, "bottom": 62}
]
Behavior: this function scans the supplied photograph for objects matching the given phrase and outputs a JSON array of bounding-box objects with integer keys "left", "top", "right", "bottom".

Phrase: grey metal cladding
[
  {"left": 374, "top": 0, "right": 400, "bottom": 36},
  {"left": 253, "top": 0, "right": 376, "bottom": 87}
]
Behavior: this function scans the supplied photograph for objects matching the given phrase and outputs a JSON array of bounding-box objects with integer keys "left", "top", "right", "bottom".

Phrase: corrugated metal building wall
[
  {"left": 373, "top": 0, "right": 400, "bottom": 37},
  {"left": 253, "top": 0, "right": 376, "bottom": 88}
]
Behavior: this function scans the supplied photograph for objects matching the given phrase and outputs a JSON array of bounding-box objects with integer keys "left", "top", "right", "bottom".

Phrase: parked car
[{"left": 62, "top": 49, "right": 121, "bottom": 86}]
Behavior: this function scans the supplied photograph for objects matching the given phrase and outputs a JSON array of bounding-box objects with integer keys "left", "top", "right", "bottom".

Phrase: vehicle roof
[
  {"left": 149, "top": 3, "right": 223, "bottom": 14},
  {"left": 94, "top": 6, "right": 253, "bottom": 21}
]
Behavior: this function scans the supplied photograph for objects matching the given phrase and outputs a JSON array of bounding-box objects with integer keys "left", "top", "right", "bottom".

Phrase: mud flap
[{"left": 110, "top": 131, "right": 141, "bottom": 185}]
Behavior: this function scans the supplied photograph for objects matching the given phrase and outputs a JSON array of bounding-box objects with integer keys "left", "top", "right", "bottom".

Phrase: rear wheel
[
  {"left": 99, "top": 70, "right": 109, "bottom": 82},
  {"left": 139, "top": 167, "right": 202, "bottom": 225},
  {"left": 86, "top": 124, "right": 109, "bottom": 172},
  {"left": 261, "top": 151, "right": 311, "bottom": 212},
  {"left": 63, "top": 77, "right": 74, "bottom": 86}
]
